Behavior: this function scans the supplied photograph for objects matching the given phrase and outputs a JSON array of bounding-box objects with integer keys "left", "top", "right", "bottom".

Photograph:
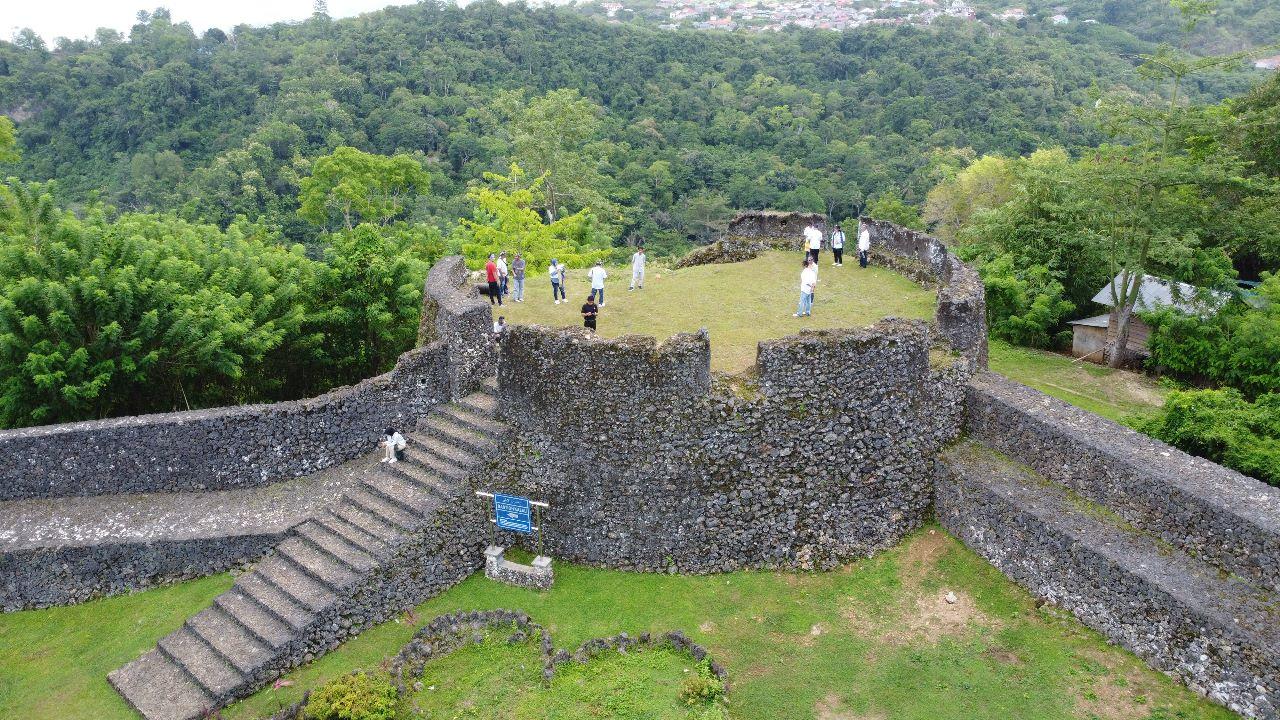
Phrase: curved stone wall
[
  {"left": 491, "top": 319, "right": 973, "bottom": 573},
  {"left": 0, "top": 257, "right": 489, "bottom": 501}
]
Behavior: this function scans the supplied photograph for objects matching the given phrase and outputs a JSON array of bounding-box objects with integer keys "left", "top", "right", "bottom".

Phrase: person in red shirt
[{"left": 484, "top": 254, "right": 502, "bottom": 306}]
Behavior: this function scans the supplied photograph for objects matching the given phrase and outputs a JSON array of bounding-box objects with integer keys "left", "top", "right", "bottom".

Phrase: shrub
[
  {"left": 1138, "top": 389, "right": 1280, "bottom": 486},
  {"left": 974, "top": 254, "right": 1074, "bottom": 350},
  {"left": 303, "top": 671, "right": 403, "bottom": 720},
  {"left": 678, "top": 660, "right": 727, "bottom": 707}
]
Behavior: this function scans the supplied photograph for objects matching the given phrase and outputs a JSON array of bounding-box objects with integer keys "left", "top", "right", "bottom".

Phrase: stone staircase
[
  {"left": 109, "top": 380, "right": 506, "bottom": 720},
  {"left": 938, "top": 439, "right": 1280, "bottom": 719}
]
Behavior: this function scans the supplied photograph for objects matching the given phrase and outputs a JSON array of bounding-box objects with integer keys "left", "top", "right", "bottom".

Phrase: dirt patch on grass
[
  {"left": 815, "top": 693, "right": 886, "bottom": 720},
  {"left": 698, "top": 621, "right": 717, "bottom": 633},
  {"left": 841, "top": 530, "right": 1002, "bottom": 645},
  {"left": 1073, "top": 676, "right": 1151, "bottom": 720},
  {"left": 985, "top": 646, "right": 1024, "bottom": 666}
]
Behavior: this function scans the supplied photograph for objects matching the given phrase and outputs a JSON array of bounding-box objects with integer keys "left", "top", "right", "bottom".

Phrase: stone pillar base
[{"left": 484, "top": 545, "right": 553, "bottom": 590}]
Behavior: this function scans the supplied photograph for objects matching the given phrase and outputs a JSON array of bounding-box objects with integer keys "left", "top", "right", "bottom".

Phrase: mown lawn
[
  {"left": 494, "top": 252, "right": 936, "bottom": 373},
  {"left": 987, "top": 340, "right": 1169, "bottom": 423},
  {"left": 0, "top": 527, "right": 1230, "bottom": 719}
]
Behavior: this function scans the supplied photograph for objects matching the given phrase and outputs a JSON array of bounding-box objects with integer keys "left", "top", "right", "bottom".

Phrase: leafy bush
[
  {"left": 678, "top": 660, "right": 727, "bottom": 707},
  {"left": 972, "top": 254, "right": 1074, "bottom": 349},
  {"left": 1145, "top": 273, "right": 1280, "bottom": 399},
  {"left": 303, "top": 670, "right": 403, "bottom": 720},
  {"left": 1138, "top": 389, "right": 1280, "bottom": 486}
]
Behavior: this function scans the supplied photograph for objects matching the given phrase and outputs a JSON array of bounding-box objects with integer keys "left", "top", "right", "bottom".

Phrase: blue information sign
[{"left": 494, "top": 493, "right": 533, "bottom": 534}]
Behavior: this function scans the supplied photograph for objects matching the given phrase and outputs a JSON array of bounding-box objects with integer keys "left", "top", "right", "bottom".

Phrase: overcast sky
[{"left": 5, "top": 1, "right": 429, "bottom": 44}]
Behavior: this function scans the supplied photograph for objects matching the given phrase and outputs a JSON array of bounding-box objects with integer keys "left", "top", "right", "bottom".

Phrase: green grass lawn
[
  {"left": 987, "top": 341, "right": 1169, "bottom": 423},
  {"left": 495, "top": 252, "right": 936, "bottom": 373},
  {"left": 0, "top": 526, "right": 1231, "bottom": 719}
]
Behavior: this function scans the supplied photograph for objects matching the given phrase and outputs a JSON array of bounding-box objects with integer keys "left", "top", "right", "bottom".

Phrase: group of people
[
  {"left": 488, "top": 247, "right": 648, "bottom": 334},
  {"left": 483, "top": 251, "right": 528, "bottom": 306},
  {"left": 796, "top": 220, "right": 873, "bottom": 318}
]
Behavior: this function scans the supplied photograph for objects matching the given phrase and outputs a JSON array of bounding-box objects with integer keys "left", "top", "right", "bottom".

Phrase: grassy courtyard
[
  {"left": 0, "top": 526, "right": 1233, "bottom": 720},
  {"left": 494, "top": 252, "right": 936, "bottom": 373}
]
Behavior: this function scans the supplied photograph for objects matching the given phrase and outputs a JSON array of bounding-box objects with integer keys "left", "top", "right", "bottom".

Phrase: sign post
[{"left": 475, "top": 491, "right": 553, "bottom": 589}]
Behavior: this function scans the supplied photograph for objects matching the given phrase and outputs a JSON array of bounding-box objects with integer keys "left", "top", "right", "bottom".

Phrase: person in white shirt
[
  {"left": 493, "top": 316, "right": 507, "bottom": 335},
  {"left": 549, "top": 259, "right": 566, "bottom": 304},
  {"left": 857, "top": 220, "right": 872, "bottom": 268},
  {"left": 804, "top": 224, "right": 822, "bottom": 264},
  {"left": 588, "top": 260, "right": 608, "bottom": 306},
  {"left": 794, "top": 258, "right": 817, "bottom": 317},
  {"left": 629, "top": 246, "right": 646, "bottom": 291},
  {"left": 381, "top": 427, "right": 406, "bottom": 463},
  {"left": 830, "top": 224, "right": 846, "bottom": 266},
  {"left": 496, "top": 252, "right": 510, "bottom": 297}
]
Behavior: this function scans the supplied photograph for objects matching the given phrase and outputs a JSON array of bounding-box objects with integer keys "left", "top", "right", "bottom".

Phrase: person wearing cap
[
  {"left": 588, "top": 260, "right": 608, "bottom": 306},
  {"left": 511, "top": 253, "right": 526, "bottom": 302},
  {"left": 550, "top": 259, "right": 566, "bottom": 304},
  {"left": 830, "top": 224, "right": 845, "bottom": 266},
  {"left": 630, "top": 246, "right": 646, "bottom": 291}
]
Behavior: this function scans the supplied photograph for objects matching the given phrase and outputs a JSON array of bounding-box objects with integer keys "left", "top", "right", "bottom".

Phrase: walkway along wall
[{"left": 0, "top": 257, "right": 491, "bottom": 502}]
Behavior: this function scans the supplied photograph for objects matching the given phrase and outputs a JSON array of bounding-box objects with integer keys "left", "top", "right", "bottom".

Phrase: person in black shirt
[{"left": 581, "top": 295, "right": 599, "bottom": 332}]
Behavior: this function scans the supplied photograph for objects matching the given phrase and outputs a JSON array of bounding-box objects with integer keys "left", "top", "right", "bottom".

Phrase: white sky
[{"left": 4, "top": 1, "right": 430, "bottom": 44}]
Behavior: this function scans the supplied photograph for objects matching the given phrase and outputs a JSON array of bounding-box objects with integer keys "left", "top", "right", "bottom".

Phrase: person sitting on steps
[{"left": 381, "top": 427, "right": 406, "bottom": 463}]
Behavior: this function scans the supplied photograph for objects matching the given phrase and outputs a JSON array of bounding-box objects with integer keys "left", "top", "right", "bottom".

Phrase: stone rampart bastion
[{"left": 2, "top": 215, "right": 1278, "bottom": 719}]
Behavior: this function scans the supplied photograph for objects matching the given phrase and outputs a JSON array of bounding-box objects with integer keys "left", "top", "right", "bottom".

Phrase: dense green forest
[{"left": 0, "top": 0, "right": 1277, "bottom": 482}]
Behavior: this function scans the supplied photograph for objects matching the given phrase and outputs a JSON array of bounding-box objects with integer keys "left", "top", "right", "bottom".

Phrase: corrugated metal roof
[
  {"left": 1068, "top": 313, "right": 1111, "bottom": 328},
  {"left": 1091, "top": 273, "right": 1227, "bottom": 316}
]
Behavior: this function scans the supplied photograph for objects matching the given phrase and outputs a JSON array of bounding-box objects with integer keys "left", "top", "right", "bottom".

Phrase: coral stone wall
[
  {"left": 726, "top": 211, "right": 826, "bottom": 241},
  {"left": 490, "top": 319, "right": 972, "bottom": 573},
  {"left": 0, "top": 258, "right": 488, "bottom": 501}
]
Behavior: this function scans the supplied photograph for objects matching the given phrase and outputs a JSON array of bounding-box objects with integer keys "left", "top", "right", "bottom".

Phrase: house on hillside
[{"left": 1069, "top": 274, "right": 1227, "bottom": 364}]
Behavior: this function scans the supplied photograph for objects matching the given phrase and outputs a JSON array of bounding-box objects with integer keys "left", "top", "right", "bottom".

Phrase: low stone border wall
[
  {"left": 966, "top": 372, "right": 1280, "bottom": 592},
  {"left": 268, "top": 609, "right": 728, "bottom": 720},
  {"left": 0, "top": 258, "right": 488, "bottom": 501}
]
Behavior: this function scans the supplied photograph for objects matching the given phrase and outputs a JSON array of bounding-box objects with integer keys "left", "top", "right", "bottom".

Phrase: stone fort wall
[
  {"left": 0, "top": 257, "right": 491, "bottom": 502},
  {"left": 489, "top": 319, "right": 973, "bottom": 573}
]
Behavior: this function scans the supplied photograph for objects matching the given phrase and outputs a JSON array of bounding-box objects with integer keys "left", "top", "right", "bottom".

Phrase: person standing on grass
[
  {"left": 497, "top": 251, "right": 510, "bottom": 297},
  {"left": 630, "top": 246, "right": 646, "bottom": 291},
  {"left": 794, "top": 258, "right": 817, "bottom": 317},
  {"left": 549, "top": 259, "right": 566, "bottom": 304},
  {"left": 511, "top": 253, "right": 526, "bottom": 303},
  {"left": 582, "top": 294, "right": 599, "bottom": 333},
  {"left": 830, "top": 224, "right": 845, "bottom": 266},
  {"left": 588, "top": 260, "right": 608, "bottom": 306},
  {"left": 805, "top": 224, "right": 823, "bottom": 264},
  {"left": 485, "top": 254, "right": 502, "bottom": 306},
  {"left": 857, "top": 219, "right": 872, "bottom": 269}
]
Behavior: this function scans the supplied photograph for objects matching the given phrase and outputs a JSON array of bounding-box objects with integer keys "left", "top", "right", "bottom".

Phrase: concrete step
[
  {"left": 438, "top": 403, "right": 506, "bottom": 437},
  {"left": 213, "top": 587, "right": 295, "bottom": 650},
  {"left": 157, "top": 625, "right": 245, "bottom": 700},
  {"left": 186, "top": 605, "right": 274, "bottom": 676},
  {"left": 108, "top": 649, "right": 214, "bottom": 720},
  {"left": 315, "top": 511, "right": 390, "bottom": 555},
  {"left": 458, "top": 391, "right": 498, "bottom": 419},
  {"left": 254, "top": 556, "right": 336, "bottom": 614},
  {"left": 937, "top": 441, "right": 1280, "bottom": 718},
  {"left": 421, "top": 416, "right": 495, "bottom": 456},
  {"left": 235, "top": 572, "right": 314, "bottom": 632},
  {"left": 388, "top": 458, "right": 453, "bottom": 495},
  {"left": 295, "top": 519, "right": 377, "bottom": 572},
  {"left": 401, "top": 444, "right": 467, "bottom": 483},
  {"left": 344, "top": 487, "right": 417, "bottom": 533},
  {"left": 275, "top": 536, "right": 359, "bottom": 590},
  {"left": 365, "top": 470, "right": 441, "bottom": 514},
  {"left": 329, "top": 501, "right": 402, "bottom": 544},
  {"left": 407, "top": 432, "right": 476, "bottom": 468}
]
